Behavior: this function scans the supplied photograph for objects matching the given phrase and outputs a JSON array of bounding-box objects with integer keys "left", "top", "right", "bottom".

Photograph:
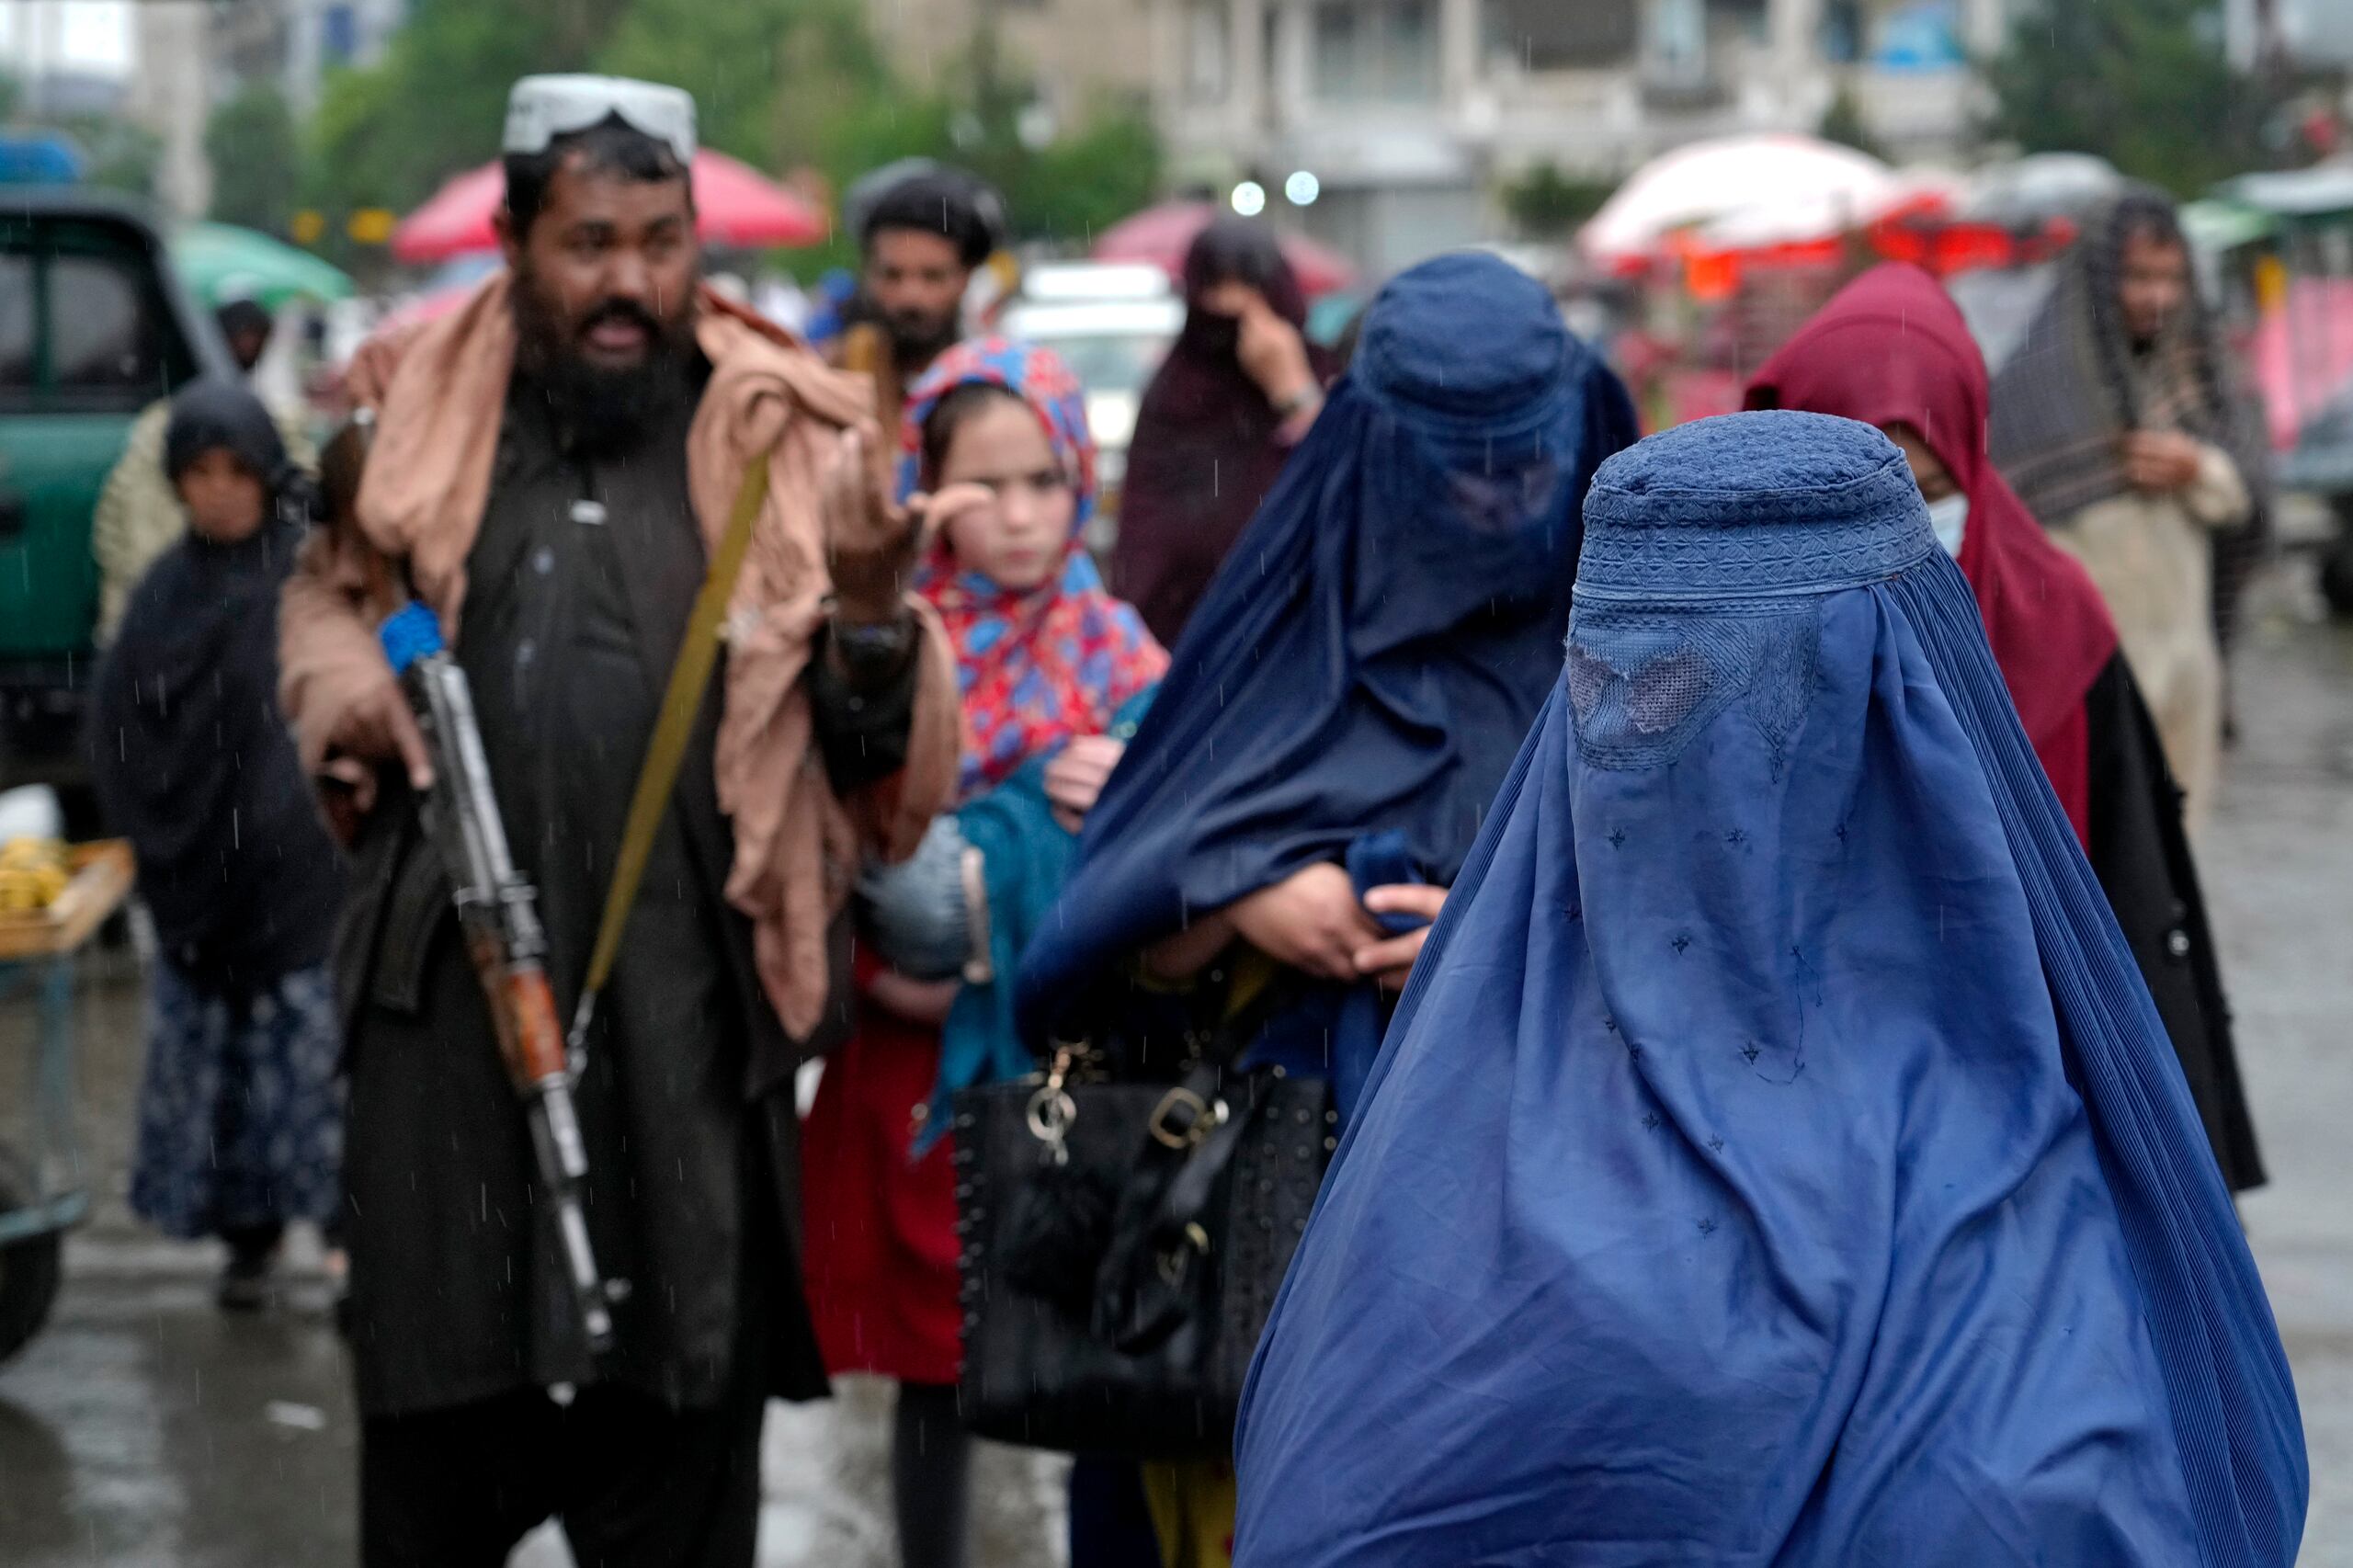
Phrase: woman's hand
[
  {"left": 1202, "top": 281, "right": 1319, "bottom": 413},
  {"left": 1228, "top": 862, "right": 1385, "bottom": 983},
  {"left": 1044, "top": 735, "right": 1127, "bottom": 830},
  {"left": 1353, "top": 884, "right": 1449, "bottom": 990},
  {"left": 866, "top": 968, "right": 959, "bottom": 1026}
]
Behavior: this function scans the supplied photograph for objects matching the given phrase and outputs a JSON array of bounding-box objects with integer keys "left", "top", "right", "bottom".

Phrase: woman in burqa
[
  {"left": 1111, "top": 219, "right": 1336, "bottom": 645},
  {"left": 1745, "top": 261, "right": 2264, "bottom": 1194},
  {"left": 91, "top": 377, "right": 346, "bottom": 1308},
  {"left": 1233, "top": 412, "right": 2304, "bottom": 1567},
  {"left": 1019, "top": 251, "right": 1640, "bottom": 1567}
]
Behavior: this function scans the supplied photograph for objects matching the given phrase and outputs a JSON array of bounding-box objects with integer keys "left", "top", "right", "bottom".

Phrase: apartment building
[
  {"left": 1149, "top": 0, "right": 2007, "bottom": 274},
  {"left": 869, "top": 0, "right": 1158, "bottom": 130}
]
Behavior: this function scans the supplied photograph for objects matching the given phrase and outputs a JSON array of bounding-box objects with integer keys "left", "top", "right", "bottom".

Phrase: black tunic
[
  {"left": 93, "top": 517, "right": 345, "bottom": 998},
  {"left": 2083, "top": 652, "right": 2266, "bottom": 1193},
  {"left": 337, "top": 360, "right": 910, "bottom": 1416}
]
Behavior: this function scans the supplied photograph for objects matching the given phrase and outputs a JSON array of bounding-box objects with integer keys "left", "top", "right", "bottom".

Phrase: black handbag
[{"left": 951, "top": 1028, "right": 1336, "bottom": 1459}]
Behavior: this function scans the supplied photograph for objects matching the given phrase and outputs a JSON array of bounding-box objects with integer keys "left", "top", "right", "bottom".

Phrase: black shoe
[{"left": 217, "top": 1247, "right": 276, "bottom": 1312}]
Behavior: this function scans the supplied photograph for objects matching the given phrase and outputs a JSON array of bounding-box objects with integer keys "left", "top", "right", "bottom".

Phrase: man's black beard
[
  {"left": 886, "top": 308, "right": 961, "bottom": 376},
  {"left": 512, "top": 275, "right": 698, "bottom": 451}
]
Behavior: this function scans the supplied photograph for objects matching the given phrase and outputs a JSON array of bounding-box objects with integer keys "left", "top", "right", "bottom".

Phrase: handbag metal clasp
[
  {"left": 1148, "top": 1087, "right": 1228, "bottom": 1151},
  {"left": 1026, "top": 1043, "right": 1083, "bottom": 1164}
]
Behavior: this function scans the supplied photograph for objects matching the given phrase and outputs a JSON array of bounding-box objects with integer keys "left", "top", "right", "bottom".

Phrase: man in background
[
  {"left": 1990, "top": 187, "right": 2266, "bottom": 835},
  {"left": 838, "top": 163, "right": 1004, "bottom": 423}
]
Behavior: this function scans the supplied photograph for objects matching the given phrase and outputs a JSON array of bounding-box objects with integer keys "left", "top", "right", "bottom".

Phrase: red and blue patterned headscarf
[{"left": 900, "top": 338, "right": 1167, "bottom": 799}]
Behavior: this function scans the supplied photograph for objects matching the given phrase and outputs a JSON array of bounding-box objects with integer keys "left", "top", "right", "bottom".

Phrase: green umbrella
[
  {"left": 171, "top": 222, "right": 355, "bottom": 310},
  {"left": 2179, "top": 199, "right": 2276, "bottom": 256}
]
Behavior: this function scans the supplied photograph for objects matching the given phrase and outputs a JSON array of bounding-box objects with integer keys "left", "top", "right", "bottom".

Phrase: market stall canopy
[
  {"left": 2219, "top": 160, "right": 2353, "bottom": 221},
  {"left": 390, "top": 151, "right": 827, "bottom": 264},
  {"left": 2179, "top": 199, "right": 2278, "bottom": 256},
  {"left": 171, "top": 222, "right": 355, "bottom": 310},
  {"left": 1092, "top": 201, "right": 1358, "bottom": 298},
  {"left": 1961, "top": 153, "right": 2122, "bottom": 227},
  {"left": 1580, "top": 134, "right": 1909, "bottom": 268}
]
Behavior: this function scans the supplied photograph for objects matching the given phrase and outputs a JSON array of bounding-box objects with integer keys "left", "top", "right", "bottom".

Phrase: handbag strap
[{"left": 566, "top": 455, "right": 771, "bottom": 1057}]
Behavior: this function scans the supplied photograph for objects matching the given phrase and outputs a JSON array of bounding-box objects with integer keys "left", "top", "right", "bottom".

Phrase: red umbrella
[
  {"left": 1092, "top": 201, "right": 1357, "bottom": 297},
  {"left": 391, "top": 151, "right": 827, "bottom": 264}
]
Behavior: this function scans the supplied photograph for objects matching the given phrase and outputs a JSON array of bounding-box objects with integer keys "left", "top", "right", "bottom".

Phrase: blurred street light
[
  {"left": 1232, "top": 180, "right": 1267, "bottom": 217},
  {"left": 1286, "top": 170, "right": 1322, "bottom": 208}
]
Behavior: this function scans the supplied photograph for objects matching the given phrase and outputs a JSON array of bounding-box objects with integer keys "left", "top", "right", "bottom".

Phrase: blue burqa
[
  {"left": 1017, "top": 251, "right": 1639, "bottom": 1074},
  {"left": 1233, "top": 413, "right": 2305, "bottom": 1566}
]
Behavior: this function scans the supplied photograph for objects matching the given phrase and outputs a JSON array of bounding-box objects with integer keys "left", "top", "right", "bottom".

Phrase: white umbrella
[{"left": 1581, "top": 133, "right": 1903, "bottom": 266}]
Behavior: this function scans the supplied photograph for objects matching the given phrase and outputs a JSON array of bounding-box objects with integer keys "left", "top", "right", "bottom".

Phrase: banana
[{"left": 0, "top": 836, "right": 72, "bottom": 913}]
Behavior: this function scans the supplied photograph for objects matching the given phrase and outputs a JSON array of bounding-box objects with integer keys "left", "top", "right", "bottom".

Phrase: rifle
[
  {"left": 840, "top": 320, "right": 904, "bottom": 432},
  {"left": 379, "top": 599, "right": 629, "bottom": 1356}
]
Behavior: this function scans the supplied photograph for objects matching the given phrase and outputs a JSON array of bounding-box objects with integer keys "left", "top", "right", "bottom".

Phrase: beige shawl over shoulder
[{"left": 279, "top": 275, "right": 958, "bottom": 1039}]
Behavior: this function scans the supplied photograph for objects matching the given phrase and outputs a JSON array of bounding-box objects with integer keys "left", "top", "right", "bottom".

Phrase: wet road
[{"left": 2, "top": 562, "right": 2347, "bottom": 1567}]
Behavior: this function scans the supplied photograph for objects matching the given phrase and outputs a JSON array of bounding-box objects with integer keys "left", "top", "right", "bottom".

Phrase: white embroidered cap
[{"left": 503, "top": 74, "right": 697, "bottom": 167}]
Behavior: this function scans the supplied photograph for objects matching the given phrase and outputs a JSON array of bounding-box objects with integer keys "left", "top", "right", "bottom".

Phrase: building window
[
  {"left": 323, "top": 4, "right": 358, "bottom": 64},
  {"left": 1644, "top": 0, "right": 1709, "bottom": 86},
  {"left": 1313, "top": 0, "right": 1440, "bottom": 103},
  {"left": 1186, "top": 0, "right": 1231, "bottom": 103},
  {"left": 1486, "top": 0, "right": 1640, "bottom": 70}
]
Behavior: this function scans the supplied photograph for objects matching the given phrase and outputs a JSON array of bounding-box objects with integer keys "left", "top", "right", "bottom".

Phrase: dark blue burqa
[
  {"left": 1234, "top": 413, "right": 2305, "bottom": 1566},
  {"left": 1017, "top": 252, "right": 1639, "bottom": 1061}
]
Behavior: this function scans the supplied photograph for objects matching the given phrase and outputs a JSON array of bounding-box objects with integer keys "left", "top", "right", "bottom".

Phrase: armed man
[{"left": 278, "top": 74, "right": 958, "bottom": 1565}]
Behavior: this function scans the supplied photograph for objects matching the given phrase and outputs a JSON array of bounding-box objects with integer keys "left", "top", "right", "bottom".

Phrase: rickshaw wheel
[{"left": 0, "top": 1149, "right": 63, "bottom": 1366}]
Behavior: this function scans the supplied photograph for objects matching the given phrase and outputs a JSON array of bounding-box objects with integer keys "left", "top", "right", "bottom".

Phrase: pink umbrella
[
  {"left": 391, "top": 151, "right": 827, "bottom": 264},
  {"left": 1093, "top": 201, "right": 1357, "bottom": 298}
]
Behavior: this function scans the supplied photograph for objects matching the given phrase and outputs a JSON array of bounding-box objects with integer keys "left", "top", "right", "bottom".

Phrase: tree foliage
[
  {"left": 298, "top": 0, "right": 1160, "bottom": 271},
  {"left": 1815, "top": 85, "right": 1885, "bottom": 163},
  {"left": 207, "top": 85, "right": 303, "bottom": 234},
  {"left": 1984, "top": 0, "right": 2267, "bottom": 196},
  {"left": 1498, "top": 162, "right": 1617, "bottom": 240}
]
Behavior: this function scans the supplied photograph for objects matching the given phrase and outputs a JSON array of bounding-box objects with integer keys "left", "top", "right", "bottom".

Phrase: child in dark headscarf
[
  {"left": 91, "top": 377, "right": 346, "bottom": 1310},
  {"left": 1111, "top": 219, "right": 1335, "bottom": 645}
]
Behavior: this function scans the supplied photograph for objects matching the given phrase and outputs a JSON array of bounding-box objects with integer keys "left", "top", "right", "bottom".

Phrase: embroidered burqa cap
[{"left": 1234, "top": 411, "right": 2305, "bottom": 1568}]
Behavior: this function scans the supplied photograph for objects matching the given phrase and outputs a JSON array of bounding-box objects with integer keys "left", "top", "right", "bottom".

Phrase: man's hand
[
  {"left": 1043, "top": 735, "right": 1126, "bottom": 830},
  {"left": 2120, "top": 430, "right": 2203, "bottom": 494},
  {"left": 824, "top": 424, "right": 923, "bottom": 624},
  {"left": 1202, "top": 282, "right": 1318, "bottom": 412},
  {"left": 1228, "top": 862, "right": 1385, "bottom": 983},
  {"left": 327, "top": 676, "right": 433, "bottom": 793},
  {"left": 1353, "top": 884, "right": 1449, "bottom": 990},
  {"left": 905, "top": 482, "right": 997, "bottom": 552}
]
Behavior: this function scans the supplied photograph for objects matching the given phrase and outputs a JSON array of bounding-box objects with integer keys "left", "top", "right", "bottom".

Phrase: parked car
[
  {"left": 997, "top": 262, "right": 1184, "bottom": 550},
  {"left": 0, "top": 188, "right": 231, "bottom": 790}
]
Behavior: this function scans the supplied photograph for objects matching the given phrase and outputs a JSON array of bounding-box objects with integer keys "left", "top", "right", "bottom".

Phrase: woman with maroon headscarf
[
  {"left": 1112, "top": 220, "right": 1334, "bottom": 645},
  {"left": 1746, "top": 262, "right": 2263, "bottom": 1193}
]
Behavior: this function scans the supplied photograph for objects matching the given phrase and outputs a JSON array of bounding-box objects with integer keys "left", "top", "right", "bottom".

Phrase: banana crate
[{"left": 0, "top": 839, "right": 134, "bottom": 961}]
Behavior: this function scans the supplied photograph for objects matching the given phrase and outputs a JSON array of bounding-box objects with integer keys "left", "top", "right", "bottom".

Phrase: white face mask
[{"left": 1925, "top": 494, "right": 1970, "bottom": 557}]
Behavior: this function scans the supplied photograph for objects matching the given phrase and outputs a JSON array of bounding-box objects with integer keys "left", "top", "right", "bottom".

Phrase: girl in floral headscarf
[{"left": 801, "top": 340, "right": 1165, "bottom": 1568}]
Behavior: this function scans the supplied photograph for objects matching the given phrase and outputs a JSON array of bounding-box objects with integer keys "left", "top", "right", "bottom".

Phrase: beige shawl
[{"left": 280, "top": 276, "right": 959, "bottom": 1039}]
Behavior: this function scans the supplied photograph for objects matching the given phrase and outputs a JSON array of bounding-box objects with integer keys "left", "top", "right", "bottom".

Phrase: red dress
[{"left": 799, "top": 952, "right": 964, "bottom": 1386}]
